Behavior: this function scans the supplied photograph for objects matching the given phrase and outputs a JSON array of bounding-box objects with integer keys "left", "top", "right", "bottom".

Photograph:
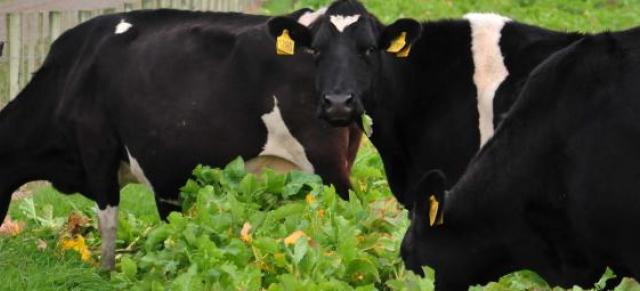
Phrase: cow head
[
  {"left": 400, "top": 170, "right": 483, "bottom": 289},
  {"left": 268, "top": 0, "right": 421, "bottom": 126},
  {"left": 401, "top": 170, "right": 448, "bottom": 272}
]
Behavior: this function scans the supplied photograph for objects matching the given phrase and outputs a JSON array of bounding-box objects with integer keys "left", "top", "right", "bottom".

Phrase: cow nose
[{"left": 323, "top": 93, "right": 354, "bottom": 107}]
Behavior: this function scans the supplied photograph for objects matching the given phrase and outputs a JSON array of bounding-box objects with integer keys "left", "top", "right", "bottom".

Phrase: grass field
[{"left": 2, "top": 0, "right": 640, "bottom": 290}]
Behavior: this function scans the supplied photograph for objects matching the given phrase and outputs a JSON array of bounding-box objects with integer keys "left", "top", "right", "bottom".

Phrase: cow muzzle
[{"left": 320, "top": 93, "right": 361, "bottom": 126}]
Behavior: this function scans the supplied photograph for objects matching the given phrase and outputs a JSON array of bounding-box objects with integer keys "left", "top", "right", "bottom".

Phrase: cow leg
[
  {"left": 96, "top": 202, "right": 119, "bottom": 270},
  {"left": 79, "top": 146, "right": 120, "bottom": 270},
  {"left": 92, "top": 172, "right": 120, "bottom": 270}
]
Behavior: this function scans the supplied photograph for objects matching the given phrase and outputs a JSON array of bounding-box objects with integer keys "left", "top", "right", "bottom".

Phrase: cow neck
[{"left": 365, "top": 19, "right": 476, "bottom": 208}]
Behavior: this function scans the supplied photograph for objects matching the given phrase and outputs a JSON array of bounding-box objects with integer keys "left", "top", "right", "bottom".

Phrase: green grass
[
  {"left": 0, "top": 231, "right": 112, "bottom": 291},
  {"left": 2, "top": 184, "right": 159, "bottom": 290},
  {"left": 8, "top": 184, "right": 159, "bottom": 225},
  {"left": 266, "top": 0, "right": 640, "bottom": 32}
]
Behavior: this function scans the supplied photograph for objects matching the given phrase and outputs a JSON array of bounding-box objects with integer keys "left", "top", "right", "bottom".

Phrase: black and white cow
[
  {"left": 0, "top": 9, "right": 361, "bottom": 269},
  {"left": 268, "top": 0, "right": 583, "bottom": 210},
  {"left": 402, "top": 27, "right": 640, "bottom": 290}
]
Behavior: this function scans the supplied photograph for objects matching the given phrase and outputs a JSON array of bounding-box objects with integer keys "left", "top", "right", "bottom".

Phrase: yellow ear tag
[
  {"left": 277, "top": 29, "right": 295, "bottom": 56},
  {"left": 386, "top": 32, "right": 407, "bottom": 54},
  {"left": 428, "top": 195, "right": 440, "bottom": 227},
  {"left": 396, "top": 44, "right": 412, "bottom": 58}
]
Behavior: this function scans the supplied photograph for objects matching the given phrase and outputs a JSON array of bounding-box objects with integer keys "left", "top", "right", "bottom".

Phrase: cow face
[
  {"left": 268, "top": 0, "right": 421, "bottom": 126},
  {"left": 400, "top": 170, "right": 482, "bottom": 289},
  {"left": 401, "top": 170, "right": 448, "bottom": 275}
]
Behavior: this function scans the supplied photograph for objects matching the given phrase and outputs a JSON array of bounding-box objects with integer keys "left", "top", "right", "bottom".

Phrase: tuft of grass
[
  {"left": 9, "top": 184, "right": 159, "bottom": 225},
  {"left": 0, "top": 232, "right": 112, "bottom": 291}
]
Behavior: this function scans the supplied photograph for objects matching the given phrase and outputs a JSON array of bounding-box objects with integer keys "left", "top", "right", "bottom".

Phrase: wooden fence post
[
  {"left": 49, "top": 11, "right": 62, "bottom": 42},
  {"left": 142, "top": 0, "right": 156, "bottom": 9},
  {"left": 79, "top": 10, "right": 93, "bottom": 23},
  {"left": 38, "top": 12, "right": 47, "bottom": 66},
  {"left": 7, "top": 13, "right": 22, "bottom": 100}
]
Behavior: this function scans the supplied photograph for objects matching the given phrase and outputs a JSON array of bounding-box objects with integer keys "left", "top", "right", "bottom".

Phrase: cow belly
[{"left": 245, "top": 155, "right": 300, "bottom": 175}]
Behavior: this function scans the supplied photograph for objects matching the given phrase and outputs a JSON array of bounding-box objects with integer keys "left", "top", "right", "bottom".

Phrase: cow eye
[
  {"left": 306, "top": 48, "right": 321, "bottom": 58},
  {"left": 362, "top": 46, "right": 376, "bottom": 57}
]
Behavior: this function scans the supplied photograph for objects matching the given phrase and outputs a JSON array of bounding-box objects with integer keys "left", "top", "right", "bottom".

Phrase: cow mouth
[{"left": 319, "top": 108, "right": 360, "bottom": 127}]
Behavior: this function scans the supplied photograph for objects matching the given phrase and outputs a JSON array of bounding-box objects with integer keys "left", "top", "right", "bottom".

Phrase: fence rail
[{"left": 2, "top": 0, "right": 260, "bottom": 103}]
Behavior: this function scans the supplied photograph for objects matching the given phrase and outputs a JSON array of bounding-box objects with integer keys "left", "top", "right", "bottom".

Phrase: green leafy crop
[{"left": 110, "top": 157, "right": 427, "bottom": 290}]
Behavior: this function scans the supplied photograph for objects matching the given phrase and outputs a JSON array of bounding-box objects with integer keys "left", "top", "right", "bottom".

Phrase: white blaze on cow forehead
[
  {"left": 330, "top": 14, "right": 361, "bottom": 33},
  {"left": 298, "top": 7, "right": 327, "bottom": 27},
  {"left": 464, "top": 13, "right": 511, "bottom": 147},
  {"left": 124, "top": 147, "right": 154, "bottom": 192},
  {"left": 115, "top": 19, "right": 132, "bottom": 34},
  {"left": 260, "top": 96, "right": 314, "bottom": 173}
]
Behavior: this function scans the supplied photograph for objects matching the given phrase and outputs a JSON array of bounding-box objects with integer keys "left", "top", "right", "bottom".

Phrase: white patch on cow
[
  {"left": 125, "top": 147, "right": 154, "bottom": 191},
  {"left": 298, "top": 7, "right": 327, "bottom": 27},
  {"left": 464, "top": 13, "right": 511, "bottom": 146},
  {"left": 115, "top": 19, "right": 132, "bottom": 34},
  {"left": 330, "top": 14, "right": 361, "bottom": 32},
  {"left": 97, "top": 205, "right": 118, "bottom": 269},
  {"left": 259, "top": 96, "right": 314, "bottom": 173}
]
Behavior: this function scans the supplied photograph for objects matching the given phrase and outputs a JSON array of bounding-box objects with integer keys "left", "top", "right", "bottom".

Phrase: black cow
[
  {"left": 402, "top": 28, "right": 640, "bottom": 290},
  {"left": 0, "top": 9, "right": 361, "bottom": 269},
  {"left": 268, "top": 0, "right": 583, "bottom": 210}
]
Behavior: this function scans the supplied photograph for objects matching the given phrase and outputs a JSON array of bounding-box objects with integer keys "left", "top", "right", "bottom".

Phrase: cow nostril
[
  {"left": 345, "top": 94, "right": 354, "bottom": 106},
  {"left": 322, "top": 95, "right": 331, "bottom": 106}
]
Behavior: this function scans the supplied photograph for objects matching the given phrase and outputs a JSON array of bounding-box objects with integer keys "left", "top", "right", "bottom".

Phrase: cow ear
[
  {"left": 413, "top": 170, "right": 447, "bottom": 228},
  {"left": 379, "top": 19, "right": 422, "bottom": 58},
  {"left": 268, "top": 16, "right": 312, "bottom": 56}
]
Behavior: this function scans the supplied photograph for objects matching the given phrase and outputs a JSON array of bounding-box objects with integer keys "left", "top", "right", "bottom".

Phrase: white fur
[
  {"left": 115, "top": 19, "right": 132, "bottom": 34},
  {"left": 125, "top": 147, "right": 154, "bottom": 191},
  {"left": 97, "top": 205, "right": 118, "bottom": 269},
  {"left": 260, "top": 96, "right": 314, "bottom": 173},
  {"left": 298, "top": 7, "right": 327, "bottom": 27},
  {"left": 464, "top": 13, "right": 511, "bottom": 146},
  {"left": 330, "top": 14, "right": 361, "bottom": 33}
]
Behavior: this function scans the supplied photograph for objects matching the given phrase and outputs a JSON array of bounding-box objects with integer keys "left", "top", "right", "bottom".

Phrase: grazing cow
[
  {"left": 401, "top": 28, "right": 640, "bottom": 290},
  {"left": 0, "top": 9, "right": 361, "bottom": 269},
  {"left": 267, "top": 0, "right": 583, "bottom": 210}
]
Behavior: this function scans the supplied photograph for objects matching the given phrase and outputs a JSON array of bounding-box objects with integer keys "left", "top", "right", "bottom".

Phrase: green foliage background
[
  {"left": 264, "top": 0, "right": 640, "bottom": 32},
  {"left": 3, "top": 0, "right": 640, "bottom": 290}
]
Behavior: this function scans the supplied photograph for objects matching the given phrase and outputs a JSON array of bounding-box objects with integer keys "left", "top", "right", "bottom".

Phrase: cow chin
[{"left": 320, "top": 110, "right": 360, "bottom": 127}]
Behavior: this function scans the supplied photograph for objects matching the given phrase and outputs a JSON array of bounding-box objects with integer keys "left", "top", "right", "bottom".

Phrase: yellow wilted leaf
[
  {"left": 60, "top": 235, "right": 91, "bottom": 262},
  {"left": 240, "top": 222, "right": 252, "bottom": 243},
  {"left": 66, "top": 212, "right": 89, "bottom": 236},
  {"left": 305, "top": 193, "right": 315, "bottom": 204},
  {"left": 284, "top": 230, "right": 306, "bottom": 246},
  {"left": 0, "top": 216, "right": 24, "bottom": 236}
]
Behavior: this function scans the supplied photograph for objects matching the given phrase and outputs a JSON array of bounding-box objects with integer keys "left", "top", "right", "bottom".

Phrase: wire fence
[{"left": 1, "top": 0, "right": 261, "bottom": 104}]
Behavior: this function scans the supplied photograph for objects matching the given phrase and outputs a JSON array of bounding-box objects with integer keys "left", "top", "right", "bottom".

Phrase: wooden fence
[{"left": 2, "top": 0, "right": 260, "bottom": 103}]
